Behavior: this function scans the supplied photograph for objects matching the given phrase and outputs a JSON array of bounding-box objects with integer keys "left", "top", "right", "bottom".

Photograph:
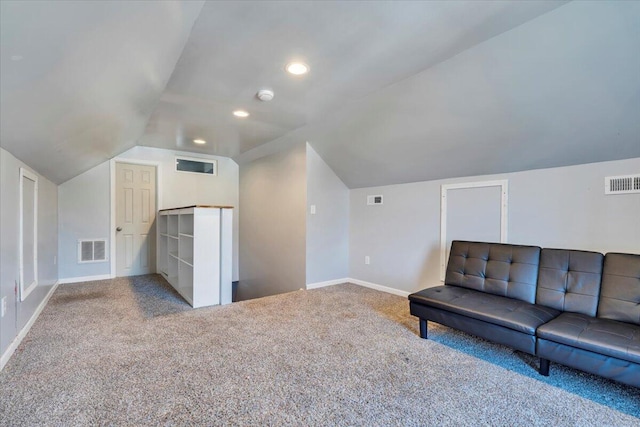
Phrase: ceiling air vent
[
  {"left": 78, "top": 239, "right": 108, "bottom": 263},
  {"left": 367, "top": 195, "right": 383, "bottom": 205},
  {"left": 605, "top": 174, "right": 640, "bottom": 195}
]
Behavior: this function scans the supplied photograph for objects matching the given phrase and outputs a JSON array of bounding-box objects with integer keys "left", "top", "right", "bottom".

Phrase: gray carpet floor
[{"left": 1, "top": 275, "right": 638, "bottom": 426}]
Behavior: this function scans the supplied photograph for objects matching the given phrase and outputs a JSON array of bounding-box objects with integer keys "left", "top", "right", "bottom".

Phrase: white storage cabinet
[{"left": 157, "top": 205, "right": 233, "bottom": 308}]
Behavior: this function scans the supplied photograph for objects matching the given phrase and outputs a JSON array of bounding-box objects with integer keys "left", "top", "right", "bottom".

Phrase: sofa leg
[
  {"left": 419, "top": 319, "right": 428, "bottom": 339},
  {"left": 539, "top": 358, "right": 550, "bottom": 376}
]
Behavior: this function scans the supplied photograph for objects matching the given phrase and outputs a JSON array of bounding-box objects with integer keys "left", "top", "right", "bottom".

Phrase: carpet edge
[{"left": 0, "top": 281, "right": 59, "bottom": 371}]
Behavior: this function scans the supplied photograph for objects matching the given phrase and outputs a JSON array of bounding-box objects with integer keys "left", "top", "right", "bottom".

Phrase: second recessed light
[
  {"left": 233, "top": 110, "right": 249, "bottom": 118},
  {"left": 193, "top": 139, "right": 206, "bottom": 145},
  {"left": 285, "top": 62, "right": 309, "bottom": 75}
]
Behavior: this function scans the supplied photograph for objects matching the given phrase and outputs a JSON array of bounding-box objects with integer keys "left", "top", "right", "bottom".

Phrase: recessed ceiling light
[
  {"left": 233, "top": 110, "right": 249, "bottom": 118},
  {"left": 285, "top": 62, "right": 309, "bottom": 75},
  {"left": 193, "top": 139, "right": 206, "bottom": 145}
]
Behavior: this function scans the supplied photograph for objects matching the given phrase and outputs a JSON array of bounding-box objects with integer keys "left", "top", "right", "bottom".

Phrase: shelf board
[
  {"left": 179, "top": 233, "right": 194, "bottom": 238},
  {"left": 161, "top": 233, "right": 179, "bottom": 239},
  {"left": 179, "top": 257, "right": 194, "bottom": 267},
  {"left": 159, "top": 205, "right": 234, "bottom": 212},
  {"left": 169, "top": 252, "right": 179, "bottom": 259}
]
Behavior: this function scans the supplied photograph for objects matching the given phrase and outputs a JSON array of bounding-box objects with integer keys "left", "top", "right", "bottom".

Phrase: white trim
[
  {"left": 306, "top": 278, "right": 349, "bottom": 290},
  {"left": 306, "top": 277, "right": 410, "bottom": 297},
  {"left": 347, "top": 278, "right": 411, "bottom": 298},
  {"left": 440, "top": 179, "right": 509, "bottom": 281},
  {"left": 19, "top": 167, "right": 38, "bottom": 301},
  {"left": 58, "top": 274, "right": 113, "bottom": 285},
  {"left": 1, "top": 281, "right": 59, "bottom": 371},
  {"left": 110, "top": 158, "right": 162, "bottom": 278}
]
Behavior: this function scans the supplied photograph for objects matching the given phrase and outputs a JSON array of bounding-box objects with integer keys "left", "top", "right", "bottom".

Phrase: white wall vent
[
  {"left": 605, "top": 174, "right": 640, "bottom": 195},
  {"left": 367, "top": 195, "right": 383, "bottom": 205},
  {"left": 78, "top": 239, "right": 108, "bottom": 263}
]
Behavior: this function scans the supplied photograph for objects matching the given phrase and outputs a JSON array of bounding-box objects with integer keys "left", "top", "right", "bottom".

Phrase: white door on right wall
[{"left": 441, "top": 181, "right": 507, "bottom": 280}]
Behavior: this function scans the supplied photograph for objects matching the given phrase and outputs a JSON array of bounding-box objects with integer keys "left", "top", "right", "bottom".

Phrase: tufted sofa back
[
  {"left": 536, "top": 249, "right": 604, "bottom": 316},
  {"left": 445, "top": 241, "right": 541, "bottom": 304},
  {"left": 598, "top": 253, "right": 640, "bottom": 325}
]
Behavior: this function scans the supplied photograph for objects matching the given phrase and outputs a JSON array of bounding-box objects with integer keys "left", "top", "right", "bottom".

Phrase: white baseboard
[
  {"left": 306, "top": 277, "right": 410, "bottom": 298},
  {"left": 306, "top": 278, "right": 350, "bottom": 290},
  {"left": 58, "top": 274, "right": 112, "bottom": 285},
  {"left": 347, "top": 278, "right": 410, "bottom": 298},
  {"left": 1, "top": 281, "right": 59, "bottom": 371}
]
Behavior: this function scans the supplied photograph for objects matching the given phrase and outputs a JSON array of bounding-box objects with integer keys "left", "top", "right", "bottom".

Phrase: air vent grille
[
  {"left": 367, "top": 195, "right": 383, "bottom": 205},
  {"left": 605, "top": 174, "right": 640, "bottom": 195},
  {"left": 78, "top": 239, "right": 108, "bottom": 263}
]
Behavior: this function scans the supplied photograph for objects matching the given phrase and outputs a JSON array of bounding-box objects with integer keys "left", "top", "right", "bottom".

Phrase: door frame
[
  {"left": 109, "top": 158, "right": 162, "bottom": 278},
  {"left": 440, "top": 179, "right": 508, "bottom": 281},
  {"left": 19, "top": 167, "right": 38, "bottom": 301}
]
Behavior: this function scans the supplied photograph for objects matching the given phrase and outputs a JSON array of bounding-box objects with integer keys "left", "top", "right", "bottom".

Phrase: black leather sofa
[{"left": 408, "top": 241, "right": 640, "bottom": 388}]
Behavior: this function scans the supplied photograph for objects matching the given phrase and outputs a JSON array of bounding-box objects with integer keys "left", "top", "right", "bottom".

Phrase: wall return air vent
[
  {"left": 78, "top": 239, "right": 108, "bottom": 263},
  {"left": 605, "top": 174, "right": 640, "bottom": 195},
  {"left": 367, "top": 195, "right": 383, "bottom": 205}
]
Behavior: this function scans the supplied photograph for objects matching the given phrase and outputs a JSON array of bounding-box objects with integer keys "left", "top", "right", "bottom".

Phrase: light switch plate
[
  {"left": 1, "top": 297, "right": 6, "bottom": 318},
  {"left": 310, "top": 205, "right": 316, "bottom": 215}
]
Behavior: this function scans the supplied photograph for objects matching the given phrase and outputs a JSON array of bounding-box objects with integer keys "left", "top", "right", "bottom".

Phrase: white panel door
[{"left": 115, "top": 163, "right": 156, "bottom": 277}]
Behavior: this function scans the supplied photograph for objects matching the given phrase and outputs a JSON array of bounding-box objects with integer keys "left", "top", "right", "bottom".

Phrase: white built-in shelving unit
[{"left": 157, "top": 205, "right": 233, "bottom": 308}]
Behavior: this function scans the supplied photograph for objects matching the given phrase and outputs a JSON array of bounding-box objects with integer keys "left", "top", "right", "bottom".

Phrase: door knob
[{"left": 116, "top": 227, "right": 122, "bottom": 232}]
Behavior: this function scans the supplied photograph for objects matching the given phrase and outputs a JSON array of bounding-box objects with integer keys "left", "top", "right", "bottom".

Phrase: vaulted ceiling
[{"left": 1, "top": 1, "right": 639, "bottom": 186}]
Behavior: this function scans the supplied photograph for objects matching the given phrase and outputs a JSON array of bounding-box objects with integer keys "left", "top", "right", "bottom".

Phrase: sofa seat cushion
[
  {"left": 409, "top": 285, "right": 560, "bottom": 335},
  {"left": 537, "top": 312, "right": 640, "bottom": 364}
]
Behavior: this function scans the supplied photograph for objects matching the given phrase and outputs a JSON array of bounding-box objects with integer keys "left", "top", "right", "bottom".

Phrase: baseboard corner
[
  {"left": 346, "top": 278, "right": 410, "bottom": 298},
  {"left": 306, "top": 278, "right": 350, "bottom": 290}
]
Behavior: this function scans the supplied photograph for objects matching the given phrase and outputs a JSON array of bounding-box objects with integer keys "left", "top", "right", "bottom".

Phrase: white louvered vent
[
  {"left": 605, "top": 174, "right": 640, "bottom": 195},
  {"left": 367, "top": 195, "right": 383, "bottom": 205},
  {"left": 78, "top": 239, "right": 108, "bottom": 263}
]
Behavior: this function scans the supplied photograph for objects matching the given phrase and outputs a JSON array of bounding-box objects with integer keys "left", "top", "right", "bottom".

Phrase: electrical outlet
[
  {"left": 1, "top": 297, "right": 6, "bottom": 318},
  {"left": 365, "top": 256, "right": 370, "bottom": 265}
]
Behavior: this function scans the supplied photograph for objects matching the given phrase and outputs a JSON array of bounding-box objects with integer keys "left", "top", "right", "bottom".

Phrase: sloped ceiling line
[{"left": 2, "top": 1, "right": 640, "bottom": 189}]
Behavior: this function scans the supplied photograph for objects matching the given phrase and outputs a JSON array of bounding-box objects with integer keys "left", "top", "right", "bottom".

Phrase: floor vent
[
  {"left": 605, "top": 175, "right": 640, "bottom": 195},
  {"left": 78, "top": 239, "right": 108, "bottom": 263}
]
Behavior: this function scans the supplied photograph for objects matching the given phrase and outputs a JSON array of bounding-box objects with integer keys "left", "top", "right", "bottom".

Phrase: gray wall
[
  {"left": 58, "top": 146, "right": 239, "bottom": 281},
  {"left": 58, "top": 161, "right": 111, "bottom": 279},
  {"left": 306, "top": 143, "right": 349, "bottom": 284},
  {"left": 1, "top": 147, "right": 58, "bottom": 358},
  {"left": 238, "top": 143, "right": 307, "bottom": 300},
  {"left": 349, "top": 158, "right": 640, "bottom": 294}
]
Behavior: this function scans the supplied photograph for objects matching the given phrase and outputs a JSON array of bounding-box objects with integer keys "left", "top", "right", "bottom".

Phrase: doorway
[{"left": 114, "top": 162, "right": 157, "bottom": 277}]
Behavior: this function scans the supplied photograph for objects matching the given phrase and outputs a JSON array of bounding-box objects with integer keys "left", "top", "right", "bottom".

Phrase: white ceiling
[
  {"left": 2, "top": 1, "right": 639, "bottom": 186},
  {"left": 0, "top": 0, "right": 204, "bottom": 183}
]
